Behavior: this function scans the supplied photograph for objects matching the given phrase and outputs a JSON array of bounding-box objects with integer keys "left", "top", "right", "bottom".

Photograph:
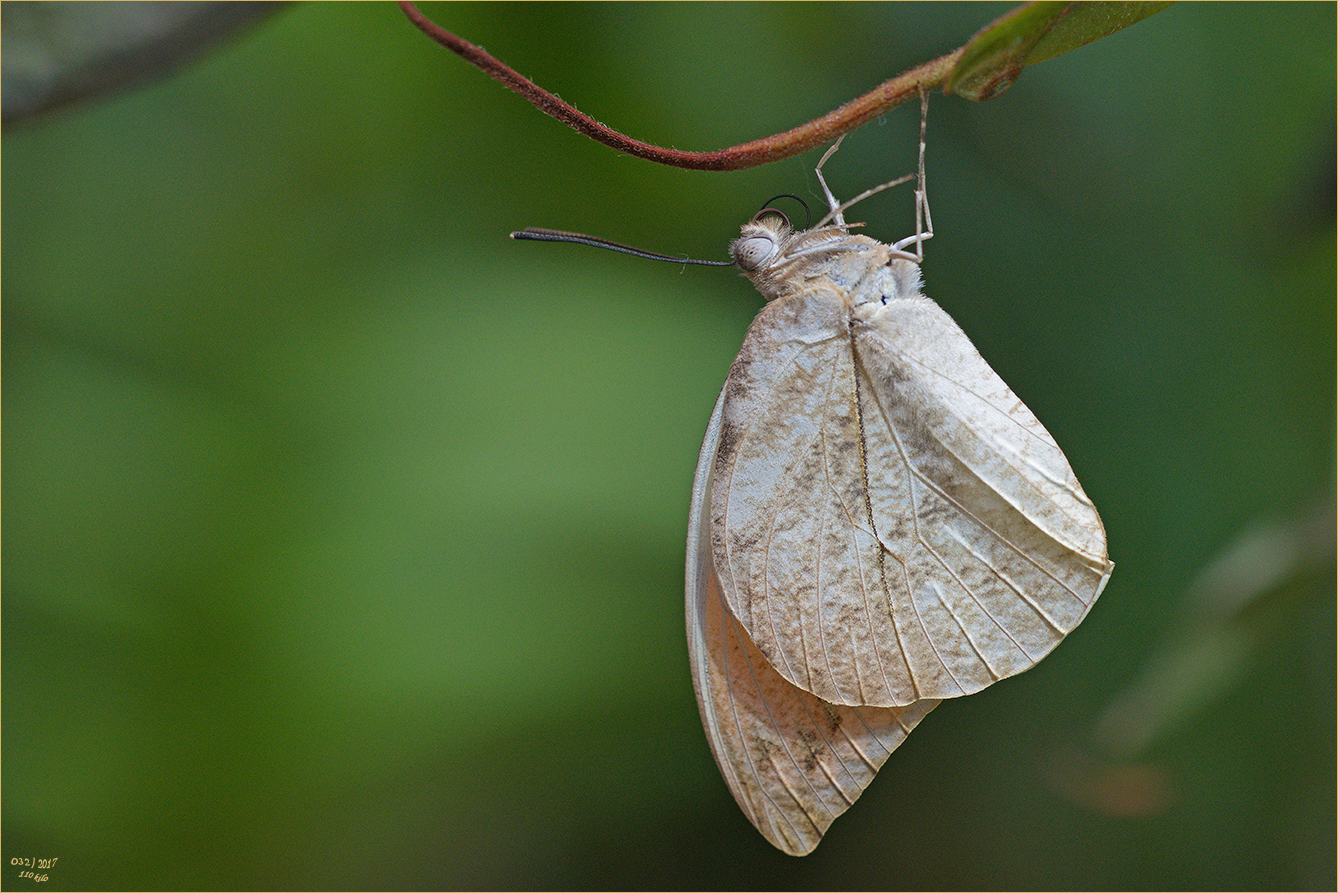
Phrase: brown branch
[{"left": 398, "top": 1, "right": 964, "bottom": 172}]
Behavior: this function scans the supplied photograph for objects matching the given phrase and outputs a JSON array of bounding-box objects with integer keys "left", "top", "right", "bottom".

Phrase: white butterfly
[{"left": 686, "top": 106, "right": 1112, "bottom": 855}]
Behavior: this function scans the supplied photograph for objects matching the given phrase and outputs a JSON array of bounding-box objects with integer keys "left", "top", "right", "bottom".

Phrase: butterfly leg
[
  {"left": 891, "top": 88, "right": 934, "bottom": 262},
  {"left": 814, "top": 136, "right": 848, "bottom": 227},
  {"left": 814, "top": 91, "right": 930, "bottom": 241}
]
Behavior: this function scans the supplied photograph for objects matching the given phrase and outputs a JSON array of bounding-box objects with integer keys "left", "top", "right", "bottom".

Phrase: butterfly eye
[{"left": 732, "top": 234, "right": 778, "bottom": 271}]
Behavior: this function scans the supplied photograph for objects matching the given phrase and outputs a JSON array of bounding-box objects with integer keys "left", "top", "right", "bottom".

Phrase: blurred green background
[{"left": 4, "top": 2, "right": 1334, "bottom": 888}]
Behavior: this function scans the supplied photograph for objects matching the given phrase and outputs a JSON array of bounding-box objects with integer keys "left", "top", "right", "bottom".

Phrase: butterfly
[
  {"left": 685, "top": 99, "right": 1112, "bottom": 855},
  {"left": 510, "top": 94, "right": 1112, "bottom": 857}
]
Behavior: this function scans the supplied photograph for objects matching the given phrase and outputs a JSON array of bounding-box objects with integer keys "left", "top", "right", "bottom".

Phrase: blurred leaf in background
[
  {"left": 2, "top": 1, "right": 285, "bottom": 126},
  {"left": 3, "top": 2, "right": 1333, "bottom": 889}
]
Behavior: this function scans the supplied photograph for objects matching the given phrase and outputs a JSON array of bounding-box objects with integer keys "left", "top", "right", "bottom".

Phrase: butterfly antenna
[{"left": 511, "top": 228, "right": 735, "bottom": 266}]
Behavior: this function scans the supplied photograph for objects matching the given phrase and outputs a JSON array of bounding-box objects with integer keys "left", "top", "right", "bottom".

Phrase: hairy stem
[{"left": 399, "top": 2, "right": 963, "bottom": 172}]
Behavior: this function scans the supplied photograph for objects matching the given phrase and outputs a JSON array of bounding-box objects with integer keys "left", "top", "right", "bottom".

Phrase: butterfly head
[{"left": 731, "top": 210, "right": 883, "bottom": 302}]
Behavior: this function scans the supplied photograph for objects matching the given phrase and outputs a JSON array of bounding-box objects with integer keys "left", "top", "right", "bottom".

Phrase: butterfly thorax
[{"left": 731, "top": 216, "right": 924, "bottom": 309}]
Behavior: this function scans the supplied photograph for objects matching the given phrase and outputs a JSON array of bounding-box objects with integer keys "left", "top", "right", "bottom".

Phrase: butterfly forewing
[
  {"left": 856, "top": 295, "right": 1110, "bottom": 562},
  {"left": 850, "top": 293, "right": 1113, "bottom": 700}
]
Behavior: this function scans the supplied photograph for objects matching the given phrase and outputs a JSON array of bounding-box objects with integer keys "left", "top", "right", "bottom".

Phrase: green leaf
[
  {"left": 947, "top": 1, "right": 1174, "bottom": 102},
  {"left": 1, "top": 1, "right": 286, "bottom": 128},
  {"left": 1026, "top": 1, "right": 1175, "bottom": 65}
]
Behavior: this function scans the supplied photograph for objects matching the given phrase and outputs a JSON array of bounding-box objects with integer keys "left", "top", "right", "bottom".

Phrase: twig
[{"left": 398, "top": 1, "right": 963, "bottom": 172}]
